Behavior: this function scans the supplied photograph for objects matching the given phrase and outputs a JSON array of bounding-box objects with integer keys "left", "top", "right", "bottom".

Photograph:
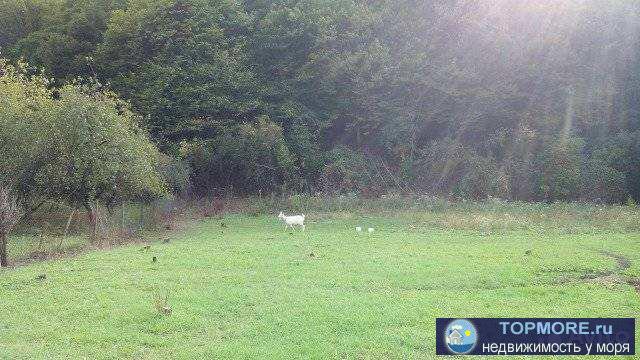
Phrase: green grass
[
  {"left": 6, "top": 235, "right": 88, "bottom": 263},
  {"left": 1, "top": 208, "right": 639, "bottom": 359}
]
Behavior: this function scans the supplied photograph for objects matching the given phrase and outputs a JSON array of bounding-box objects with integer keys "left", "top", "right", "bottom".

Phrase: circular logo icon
[{"left": 445, "top": 319, "right": 478, "bottom": 354}]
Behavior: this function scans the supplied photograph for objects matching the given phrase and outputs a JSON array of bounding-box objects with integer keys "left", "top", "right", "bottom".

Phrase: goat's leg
[{"left": 301, "top": 224, "right": 305, "bottom": 231}]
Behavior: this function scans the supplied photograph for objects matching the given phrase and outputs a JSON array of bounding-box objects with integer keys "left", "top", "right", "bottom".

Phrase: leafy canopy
[{"left": 0, "top": 59, "right": 166, "bottom": 210}]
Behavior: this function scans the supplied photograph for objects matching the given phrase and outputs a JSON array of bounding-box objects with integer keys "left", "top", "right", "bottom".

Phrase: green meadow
[{"left": 1, "top": 204, "right": 639, "bottom": 359}]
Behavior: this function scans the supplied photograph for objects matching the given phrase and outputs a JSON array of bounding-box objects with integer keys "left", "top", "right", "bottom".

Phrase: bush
[
  {"left": 584, "top": 152, "right": 628, "bottom": 203},
  {"left": 603, "top": 131, "right": 640, "bottom": 203},
  {"left": 534, "top": 137, "right": 584, "bottom": 201},
  {"left": 454, "top": 156, "right": 501, "bottom": 200},
  {"left": 320, "top": 147, "right": 382, "bottom": 195},
  {"left": 184, "top": 116, "right": 300, "bottom": 195},
  {"left": 412, "top": 138, "right": 466, "bottom": 194},
  {"left": 158, "top": 155, "right": 191, "bottom": 197},
  {"left": 413, "top": 139, "right": 502, "bottom": 199}
]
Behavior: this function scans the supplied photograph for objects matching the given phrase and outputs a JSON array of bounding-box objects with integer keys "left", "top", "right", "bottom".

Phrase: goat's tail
[{"left": 302, "top": 213, "right": 305, "bottom": 218}]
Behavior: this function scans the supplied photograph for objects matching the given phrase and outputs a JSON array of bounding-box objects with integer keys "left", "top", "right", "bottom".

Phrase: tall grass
[
  {"left": 217, "top": 194, "right": 640, "bottom": 233},
  {"left": 8, "top": 199, "right": 185, "bottom": 263},
  {"left": 7, "top": 194, "right": 640, "bottom": 264}
]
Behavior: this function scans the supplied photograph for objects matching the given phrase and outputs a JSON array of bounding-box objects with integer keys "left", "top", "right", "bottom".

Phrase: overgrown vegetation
[
  {"left": 0, "top": 59, "right": 167, "bottom": 265},
  {"left": 5, "top": 196, "right": 638, "bottom": 266},
  {"left": 1, "top": 0, "right": 638, "bottom": 200},
  {"left": 1, "top": 2, "right": 637, "bottom": 357}
]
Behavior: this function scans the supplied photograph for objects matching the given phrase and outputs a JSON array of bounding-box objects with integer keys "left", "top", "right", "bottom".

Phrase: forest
[
  {"left": 1, "top": 2, "right": 639, "bottom": 356},
  {"left": 1, "top": 0, "right": 639, "bottom": 203}
]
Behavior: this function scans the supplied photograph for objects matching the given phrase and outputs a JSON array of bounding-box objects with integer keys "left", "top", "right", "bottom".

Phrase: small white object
[
  {"left": 356, "top": 226, "right": 362, "bottom": 232},
  {"left": 278, "top": 211, "right": 306, "bottom": 231},
  {"left": 368, "top": 227, "right": 375, "bottom": 233}
]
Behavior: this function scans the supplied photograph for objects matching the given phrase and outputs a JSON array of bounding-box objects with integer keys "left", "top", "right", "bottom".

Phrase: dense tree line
[{"left": 1, "top": 0, "right": 639, "bottom": 202}]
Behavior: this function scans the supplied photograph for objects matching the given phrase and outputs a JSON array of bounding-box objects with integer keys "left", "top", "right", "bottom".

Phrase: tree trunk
[
  {"left": 59, "top": 208, "right": 76, "bottom": 249},
  {"left": 0, "top": 231, "right": 8, "bottom": 267},
  {"left": 63, "top": 208, "right": 76, "bottom": 238},
  {"left": 121, "top": 203, "right": 125, "bottom": 234},
  {"left": 85, "top": 204, "right": 97, "bottom": 240}
]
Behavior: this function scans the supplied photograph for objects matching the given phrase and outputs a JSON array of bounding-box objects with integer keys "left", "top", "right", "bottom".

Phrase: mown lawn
[{"left": 1, "top": 209, "right": 639, "bottom": 359}]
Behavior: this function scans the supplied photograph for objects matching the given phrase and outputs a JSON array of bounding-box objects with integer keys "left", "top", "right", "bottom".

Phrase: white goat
[{"left": 278, "top": 212, "right": 306, "bottom": 231}]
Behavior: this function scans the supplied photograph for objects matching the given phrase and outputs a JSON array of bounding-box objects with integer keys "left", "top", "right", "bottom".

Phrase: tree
[
  {"left": 36, "top": 83, "right": 167, "bottom": 236},
  {"left": 1, "top": 0, "right": 639, "bottom": 201},
  {"left": 0, "top": 58, "right": 166, "bottom": 257},
  {"left": 96, "top": 0, "right": 259, "bottom": 149},
  {"left": 0, "top": 59, "right": 49, "bottom": 265},
  {"left": 0, "top": 187, "right": 22, "bottom": 267}
]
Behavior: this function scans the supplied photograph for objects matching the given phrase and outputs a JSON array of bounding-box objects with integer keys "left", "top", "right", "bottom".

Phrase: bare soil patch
[{"left": 590, "top": 251, "right": 638, "bottom": 295}]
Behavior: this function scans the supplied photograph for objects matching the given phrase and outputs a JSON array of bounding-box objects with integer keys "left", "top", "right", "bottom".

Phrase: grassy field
[{"left": 0, "top": 204, "right": 639, "bottom": 359}]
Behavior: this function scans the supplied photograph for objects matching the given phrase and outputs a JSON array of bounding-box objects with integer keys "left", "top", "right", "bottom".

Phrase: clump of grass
[
  {"left": 199, "top": 198, "right": 225, "bottom": 218},
  {"left": 153, "top": 291, "right": 172, "bottom": 316}
]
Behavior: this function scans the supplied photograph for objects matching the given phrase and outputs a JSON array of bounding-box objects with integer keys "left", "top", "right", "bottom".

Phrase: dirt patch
[
  {"left": 555, "top": 251, "right": 638, "bottom": 295},
  {"left": 581, "top": 275, "right": 639, "bottom": 296},
  {"left": 584, "top": 274, "right": 624, "bottom": 287},
  {"left": 575, "top": 250, "right": 628, "bottom": 282},
  {"left": 592, "top": 251, "right": 639, "bottom": 295},
  {"left": 599, "top": 250, "right": 631, "bottom": 271},
  {"left": 579, "top": 271, "right": 614, "bottom": 281}
]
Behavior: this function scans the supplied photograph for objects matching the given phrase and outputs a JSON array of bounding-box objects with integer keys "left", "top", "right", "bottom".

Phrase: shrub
[
  {"left": 584, "top": 156, "right": 628, "bottom": 204},
  {"left": 534, "top": 137, "right": 585, "bottom": 201},
  {"left": 184, "top": 116, "right": 300, "bottom": 195},
  {"left": 158, "top": 155, "right": 191, "bottom": 197},
  {"left": 413, "top": 139, "right": 502, "bottom": 199},
  {"left": 412, "top": 138, "right": 466, "bottom": 194},
  {"left": 320, "top": 147, "right": 379, "bottom": 195},
  {"left": 454, "top": 156, "right": 501, "bottom": 200}
]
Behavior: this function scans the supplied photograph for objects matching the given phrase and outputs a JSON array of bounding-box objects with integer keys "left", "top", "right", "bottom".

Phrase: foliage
[
  {"left": 534, "top": 137, "right": 585, "bottom": 202},
  {"left": 95, "top": 0, "right": 258, "bottom": 147},
  {"left": 0, "top": 59, "right": 166, "bottom": 212},
  {"left": 320, "top": 147, "right": 371, "bottom": 194},
  {"left": 182, "top": 116, "right": 298, "bottom": 194},
  {"left": 157, "top": 154, "right": 191, "bottom": 197},
  {"left": 0, "top": 59, "right": 55, "bottom": 204},
  {"left": 584, "top": 145, "right": 629, "bottom": 204},
  {"left": 1, "top": 0, "right": 640, "bottom": 202},
  {"left": 454, "top": 156, "right": 501, "bottom": 201}
]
